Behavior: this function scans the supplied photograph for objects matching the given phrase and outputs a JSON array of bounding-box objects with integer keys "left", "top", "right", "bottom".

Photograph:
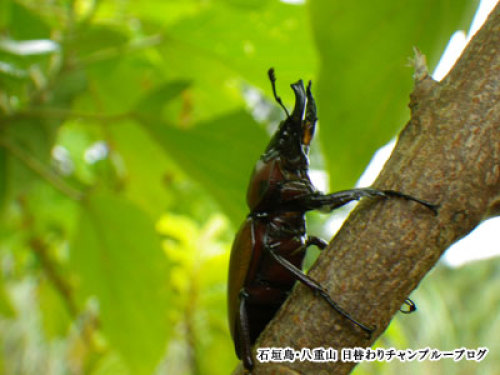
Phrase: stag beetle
[{"left": 227, "top": 69, "right": 437, "bottom": 371}]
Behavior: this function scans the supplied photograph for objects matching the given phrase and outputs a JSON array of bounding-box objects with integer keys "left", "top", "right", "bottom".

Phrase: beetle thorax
[
  {"left": 265, "top": 119, "right": 309, "bottom": 172},
  {"left": 246, "top": 156, "right": 308, "bottom": 212}
]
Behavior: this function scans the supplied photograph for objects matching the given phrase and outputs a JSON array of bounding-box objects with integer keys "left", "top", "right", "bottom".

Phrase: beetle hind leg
[
  {"left": 236, "top": 289, "right": 254, "bottom": 370},
  {"left": 266, "top": 246, "right": 375, "bottom": 336}
]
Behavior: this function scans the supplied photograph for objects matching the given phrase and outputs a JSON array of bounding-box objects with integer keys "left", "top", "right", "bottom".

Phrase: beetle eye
[
  {"left": 302, "top": 119, "right": 315, "bottom": 146},
  {"left": 303, "top": 127, "right": 313, "bottom": 146}
]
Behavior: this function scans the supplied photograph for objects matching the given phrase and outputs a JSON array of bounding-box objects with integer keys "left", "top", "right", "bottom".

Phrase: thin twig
[
  {"left": 30, "top": 237, "right": 78, "bottom": 317},
  {"left": 79, "top": 34, "right": 164, "bottom": 66},
  {"left": 0, "top": 137, "right": 84, "bottom": 201},
  {"left": 8, "top": 107, "right": 132, "bottom": 122}
]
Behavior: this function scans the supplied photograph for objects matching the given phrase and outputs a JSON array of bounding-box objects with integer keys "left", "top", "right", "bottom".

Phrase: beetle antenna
[{"left": 268, "top": 68, "right": 290, "bottom": 118}]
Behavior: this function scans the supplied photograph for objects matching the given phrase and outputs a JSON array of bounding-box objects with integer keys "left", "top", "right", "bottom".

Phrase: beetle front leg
[
  {"left": 266, "top": 245, "right": 375, "bottom": 336},
  {"left": 297, "top": 188, "right": 438, "bottom": 214},
  {"left": 237, "top": 289, "right": 254, "bottom": 371}
]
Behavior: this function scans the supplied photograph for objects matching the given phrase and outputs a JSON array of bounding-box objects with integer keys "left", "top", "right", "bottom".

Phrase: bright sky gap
[{"left": 323, "top": 0, "right": 500, "bottom": 268}]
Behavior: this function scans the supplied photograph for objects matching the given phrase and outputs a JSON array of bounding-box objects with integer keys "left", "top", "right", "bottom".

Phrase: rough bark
[{"left": 232, "top": 3, "right": 499, "bottom": 375}]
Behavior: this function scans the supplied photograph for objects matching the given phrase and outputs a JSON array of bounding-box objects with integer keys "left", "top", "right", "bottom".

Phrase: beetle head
[{"left": 264, "top": 69, "right": 317, "bottom": 171}]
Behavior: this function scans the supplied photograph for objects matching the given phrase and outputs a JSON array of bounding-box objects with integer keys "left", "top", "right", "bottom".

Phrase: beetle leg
[
  {"left": 306, "top": 236, "right": 328, "bottom": 250},
  {"left": 237, "top": 289, "right": 254, "bottom": 370},
  {"left": 297, "top": 188, "right": 438, "bottom": 214},
  {"left": 291, "top": 236, "right": 327, "bottom": 256},
  {"left": 400, "top": 298, "right": 417, "bottom": 314},
  {"left": 265, "top": 246, "right": 375, "bottom": 336}
]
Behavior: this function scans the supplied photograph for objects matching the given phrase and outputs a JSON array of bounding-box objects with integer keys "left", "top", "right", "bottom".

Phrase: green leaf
[
  {"left": 0, "top": 274, "right": 15, "bottom": 317},
  {"left": 2, "top": 119, "right": 57, "bottom": 204},
  {"left": 83, "top": 55, "right": 161, "bottom": 113},
  {"left": 0, "top": 0, "right": 9, "bottom": 31},
  {"left": 309, "top": 0, "right": 477, "bottom": 189},
  {"left": 133, "top": 80, "right": 191, "bottom": 124},
  {"left": 0, "top": 61, "right": 28, "bottom": 79},
  {"left": 109, "top": 120, "right": 174, "bottom": 218},
  {"left": 70, "top": 194, "right": 173, "bottom": 375},
  {"left": 222, "top": 0, "right": 270, "bottom": 9},
  {"left": 0, "top": 148, "right": 6, "bottom": 215},
  {"left": 140, "top": 111, "right": 268, "bottom": 224},
  {"left": 196, "top": 252, "right": 238, "bottom": 372},
  {"left": 51, "top": 68, "right": 88, "bottom": 107},
  {"left": 70, "top": 24, "right": 129, "bottom": 59},
  {"left": 90, "top": 352, "right": 131, "bottom": 375},
  {"left": 7, "top": 2, "right": 51, "bottom": 40},
  {"left": 168, "top": 1, "right": 317, "bottom": 85},
  {"left": 38, "top": 278, "right": 72, "bottom": 338},
  {"left": 126, "top": 0, "right": 202, "bottom": 27},
  {"left": 163, "top": 1, "right": 317, "bottom": 117}
]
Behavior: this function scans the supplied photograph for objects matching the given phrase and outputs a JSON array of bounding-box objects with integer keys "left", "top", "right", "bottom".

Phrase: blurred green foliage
[
  {"left": 355, "top": 260, "right": 500, "bottom": 375},
  {"left": 0, "top": 0, "right": 497, "bottom": 374}
]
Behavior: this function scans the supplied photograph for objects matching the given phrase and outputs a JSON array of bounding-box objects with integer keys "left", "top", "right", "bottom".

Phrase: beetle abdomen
[{"left": 227, "top": 218, "right": 254, "bottom": 343}]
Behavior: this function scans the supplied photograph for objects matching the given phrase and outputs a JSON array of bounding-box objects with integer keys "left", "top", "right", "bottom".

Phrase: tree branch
[{"left": 233, "top": 3, "right": 499, "bottom": 374}]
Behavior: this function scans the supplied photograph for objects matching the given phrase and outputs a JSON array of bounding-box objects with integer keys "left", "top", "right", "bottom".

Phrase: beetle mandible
[{"left": 227, "top": 68, "right": 438, "bottom": 371}]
